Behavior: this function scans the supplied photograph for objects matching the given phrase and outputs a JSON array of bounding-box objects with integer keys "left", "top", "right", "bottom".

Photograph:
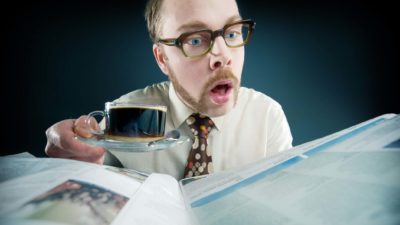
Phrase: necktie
[{"left": 184, "top": 113, "right": 214, "bottom": 178}]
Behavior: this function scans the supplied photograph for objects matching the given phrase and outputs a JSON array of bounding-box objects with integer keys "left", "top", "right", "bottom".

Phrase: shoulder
[
  {"left": 235, "top": 87, "right": 293, "bottom": 150},
  {"left": 234, "top": 86, "right": 288, "bottom": 124},
  {"left": 113, "top": 81, "right": 170, "bottom": 104},
  {"left": 237, "top": 86, "right": 283, "bottom": 112}
]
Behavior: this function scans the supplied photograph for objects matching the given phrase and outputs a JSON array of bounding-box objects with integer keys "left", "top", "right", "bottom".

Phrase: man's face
[{"left": 157, "top": 0, "right": 245, "bottom": 117}]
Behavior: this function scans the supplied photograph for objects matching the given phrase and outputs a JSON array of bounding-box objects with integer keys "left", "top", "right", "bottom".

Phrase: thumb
[{"left": 73, "top": 115, "right": 101, "bottom": 138}]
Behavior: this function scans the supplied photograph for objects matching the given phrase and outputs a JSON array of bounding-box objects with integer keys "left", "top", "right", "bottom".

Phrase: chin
[{"left": 204, "top": 101, "right": 235, "bottom": 117}]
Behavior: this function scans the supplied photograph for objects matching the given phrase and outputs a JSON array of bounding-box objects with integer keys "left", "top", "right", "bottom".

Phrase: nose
[{"left": 209, "top": 36, "right": 232, "bottom": 70}]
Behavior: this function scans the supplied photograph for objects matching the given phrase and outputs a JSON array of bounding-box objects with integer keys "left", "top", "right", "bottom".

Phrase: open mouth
[
  {"left": 208, "top": 80, "right": 234, "bottom": 104},
  {"left": 210, "top": 81, "right": 233, "bottom": 94}
]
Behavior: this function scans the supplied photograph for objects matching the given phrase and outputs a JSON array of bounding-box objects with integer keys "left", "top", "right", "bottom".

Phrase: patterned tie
[{"left": 184, "top": 113, "right": 215, "bottom": 178}]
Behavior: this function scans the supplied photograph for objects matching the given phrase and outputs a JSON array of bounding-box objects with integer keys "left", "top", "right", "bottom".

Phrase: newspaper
[{"left": 180, "top": 114, "right": 400, "bottom": 225}]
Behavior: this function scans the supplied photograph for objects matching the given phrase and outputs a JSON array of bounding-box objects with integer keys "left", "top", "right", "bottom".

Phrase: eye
[
  {"left": 183, "top": 31, "right": 211, "bottom": 47},
  {"left": 188, "top": 37, "right": 202, "bottom": 46},
  {"left": 225, "top": 31, "right": 239, "bottom": 40}
]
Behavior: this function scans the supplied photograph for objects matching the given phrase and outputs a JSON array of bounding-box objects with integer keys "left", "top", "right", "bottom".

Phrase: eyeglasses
[{"left": 157, "top": 19, "right": 255, "bottom": 59}]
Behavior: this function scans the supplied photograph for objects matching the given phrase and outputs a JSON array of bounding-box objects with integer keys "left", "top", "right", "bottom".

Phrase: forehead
[{"left": 160, "top": 0, "right": 241, "bottom": 36}]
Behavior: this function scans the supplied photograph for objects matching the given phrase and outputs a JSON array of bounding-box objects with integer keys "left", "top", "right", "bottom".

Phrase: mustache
[{"left": 203, "top": 69, "right": 239, "bottom": 90}]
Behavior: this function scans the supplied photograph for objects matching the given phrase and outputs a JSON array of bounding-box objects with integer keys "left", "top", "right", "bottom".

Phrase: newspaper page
[
  {"left": 0, "top": 157, "right": 143, "bottom": 225},
  {"left": 180, "top": 114, "right": 400, "bottom": 225},
  {"left": 112, "top": 173, "right": 192, "bottom": 225}
]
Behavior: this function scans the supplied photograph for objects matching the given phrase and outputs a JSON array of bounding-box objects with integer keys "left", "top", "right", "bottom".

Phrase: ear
[{"left": 153, "top": 44, "right": 170, "bottom": 76}]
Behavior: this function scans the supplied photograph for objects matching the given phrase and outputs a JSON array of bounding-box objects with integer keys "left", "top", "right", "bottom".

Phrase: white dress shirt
[{"left": 108, "top": 81, "right": 293, "bottom": 180}]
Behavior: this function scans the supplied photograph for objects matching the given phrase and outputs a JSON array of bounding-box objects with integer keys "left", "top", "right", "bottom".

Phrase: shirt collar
[{"left": 168, "top": 82, "right": 224, "bottom": 130}]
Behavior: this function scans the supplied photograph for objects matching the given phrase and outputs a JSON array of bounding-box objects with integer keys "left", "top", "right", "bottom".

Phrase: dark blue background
[{"left": 2, "top": 0, "right": 398, "bottom": 156}]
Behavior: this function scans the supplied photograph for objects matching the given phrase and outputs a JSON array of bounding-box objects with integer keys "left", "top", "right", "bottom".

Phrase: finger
[
  {"left": 74, "top": 115, "right": 101, "bottom": 138},
  {"left": 45, "top": 141, "right": 74, "bottom": 158},
  {"left": 61, "top": 134, "right": 106, "bottom": 158},
  {"left": 45, "top": 119, "right": 76, "bottom": 158},
  {"left": 47, "top": 135, "right": 106, "bottom": 161}
]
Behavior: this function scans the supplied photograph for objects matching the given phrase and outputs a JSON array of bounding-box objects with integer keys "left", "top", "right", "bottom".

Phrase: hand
[{"left": 45, "top": 116, "right": 106, "bottom": 164}]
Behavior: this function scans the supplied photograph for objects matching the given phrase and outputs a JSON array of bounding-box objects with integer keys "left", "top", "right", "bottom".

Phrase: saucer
[{"left": 75, "top": 130, "right": 190, "bottom": 152}]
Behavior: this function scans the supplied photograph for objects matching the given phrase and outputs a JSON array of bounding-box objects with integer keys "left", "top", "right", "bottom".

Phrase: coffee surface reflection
[{"left": 105, "top": 105, "right": 166, "bottom": 141}]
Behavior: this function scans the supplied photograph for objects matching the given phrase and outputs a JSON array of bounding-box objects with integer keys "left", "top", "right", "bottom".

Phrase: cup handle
[{"left": 85, "top": 111, "right": 105, "bottom": 137}]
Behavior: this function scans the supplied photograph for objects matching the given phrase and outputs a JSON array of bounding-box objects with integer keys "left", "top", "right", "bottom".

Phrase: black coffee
[{"left": 106, "top": 106, "right": 166, "bottom": 141}]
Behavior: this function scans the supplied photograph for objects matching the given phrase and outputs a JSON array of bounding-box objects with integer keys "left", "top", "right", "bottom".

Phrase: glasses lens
[
  {"left": 181, "top": 31, "right": 212, "bottom": 57},
  {"left": 224, "top": 22, "right": 250, "bottom": 47}
]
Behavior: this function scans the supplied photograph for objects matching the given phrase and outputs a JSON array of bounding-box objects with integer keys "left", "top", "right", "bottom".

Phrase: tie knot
[{"left": 186, "top": 113, "right": 214, "bottom": 138}]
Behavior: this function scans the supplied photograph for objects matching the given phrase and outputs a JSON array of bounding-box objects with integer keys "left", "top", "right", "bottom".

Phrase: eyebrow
[{"left": 177, "top": 15, "right": 243, "bottom": 32}]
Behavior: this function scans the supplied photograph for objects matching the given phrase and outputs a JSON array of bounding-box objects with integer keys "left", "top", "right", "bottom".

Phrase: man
[{"left": 45, "top": 0, "right": 293, "bottom": 180}]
